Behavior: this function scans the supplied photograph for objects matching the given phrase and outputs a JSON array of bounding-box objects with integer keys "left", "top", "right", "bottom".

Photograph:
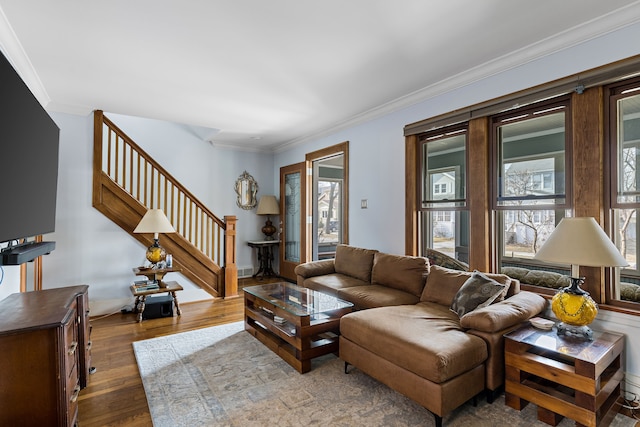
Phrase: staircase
[{"left": 92, "top": 110, "right": 237, "bottom": 298}]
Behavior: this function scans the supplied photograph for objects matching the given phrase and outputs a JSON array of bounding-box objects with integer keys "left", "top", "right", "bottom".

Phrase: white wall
[
  {"left": 0, "top": 264, "right": 21, "bottom": 301},
  {"left": 8, "top": 111, "right": 275, "bottom": 315},
  {"left": 274, "top": 22, "right": 640, "bottom": 393}
]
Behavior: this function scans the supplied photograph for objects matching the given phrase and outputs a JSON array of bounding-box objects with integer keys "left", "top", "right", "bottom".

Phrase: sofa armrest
[
  {"left": 294, "top": 260, "right": 336, "bottom": 287},
  {"left": 460, "top": 291, "right": 546, "bottom": 333}
]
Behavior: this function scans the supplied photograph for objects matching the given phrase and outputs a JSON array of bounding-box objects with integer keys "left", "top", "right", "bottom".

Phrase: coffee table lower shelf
[{"left": 244, "top": 292, "right": 351, "bottom": 373}]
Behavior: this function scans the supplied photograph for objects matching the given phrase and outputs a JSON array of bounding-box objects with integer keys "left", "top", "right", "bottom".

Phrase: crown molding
[
  {"left": 275, "top": 2, "right": 640, "bottom": 152},
  {"left": 0, "top": 5, "right": 51, "bottom": 109}
]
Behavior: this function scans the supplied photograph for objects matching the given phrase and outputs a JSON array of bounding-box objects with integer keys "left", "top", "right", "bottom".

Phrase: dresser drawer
[
  {"left": 66, "top": 364, "right": 80, "bottom": 427},
  {"left": 64, "top": 306, "right": 79, "bottom": 381}
]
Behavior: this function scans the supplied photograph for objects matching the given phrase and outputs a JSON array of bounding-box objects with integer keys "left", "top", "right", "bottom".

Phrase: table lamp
[
  {"left": 256, "top": 195, "right": 279, "bottom": 240},
  {"left": 134, "top": 209, "right": 175, "bottom": 267},
  {"left": 533, "top": 217, "right": 628, "bottom": 340}
]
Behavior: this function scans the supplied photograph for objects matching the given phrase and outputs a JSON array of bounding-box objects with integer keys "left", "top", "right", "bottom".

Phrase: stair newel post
[
  {"left": 92, "top": 110, "right": 104, "bottom": 209},
  {"left": 223, "top": 215, "right": 238, "bottom": 298}
]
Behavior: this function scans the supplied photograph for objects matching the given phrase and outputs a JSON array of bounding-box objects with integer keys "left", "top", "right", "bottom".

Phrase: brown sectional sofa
[{"left": 294, "top": 245, "right": 546, "bottom": 427}]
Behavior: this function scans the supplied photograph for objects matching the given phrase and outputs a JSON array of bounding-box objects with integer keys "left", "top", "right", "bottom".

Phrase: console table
[{"left": 247, "top": 240, "right": 279, "bottom": 278}]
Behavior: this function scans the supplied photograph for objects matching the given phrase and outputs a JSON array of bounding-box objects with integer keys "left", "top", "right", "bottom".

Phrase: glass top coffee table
[{"left": 244, "top": 282, "right": 354, "bottom": 373}]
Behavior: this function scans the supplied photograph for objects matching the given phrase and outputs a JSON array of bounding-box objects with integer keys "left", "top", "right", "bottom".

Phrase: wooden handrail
[{"left": 93, "top": 110, "right": 237, "bottom": 296}]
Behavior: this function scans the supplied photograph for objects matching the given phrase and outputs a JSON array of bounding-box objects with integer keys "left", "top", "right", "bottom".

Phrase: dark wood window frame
[
  {"left": 417, "top": 124, "right": 470, "bottom": 263},
  {"left": 490, "top": 96, "right": 573, "bottom": 295},
  {"left": 604, "top": 75, "right": 640, "bottom": 312},
  {"left": 405, "top": 54, "right": 640, "bottom": 316}
]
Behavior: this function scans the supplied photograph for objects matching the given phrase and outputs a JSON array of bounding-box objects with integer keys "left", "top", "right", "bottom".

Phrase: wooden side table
[
  {"left": 247, "top": 240, "right": 279, "bottom": 278},
  {"left": 130, "top": 281, "right": 183, "bottom": 322},
  {"left": 505, "top": 324, "right": 624, "bottom": 427},
  {"left": 132, "top": 266, "right": 180, "bottom": 283}
]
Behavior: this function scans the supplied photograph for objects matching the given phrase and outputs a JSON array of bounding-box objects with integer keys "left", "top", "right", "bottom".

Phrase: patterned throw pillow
[{"left": 450, "top": 271, "right": 507, "bottom": 317}]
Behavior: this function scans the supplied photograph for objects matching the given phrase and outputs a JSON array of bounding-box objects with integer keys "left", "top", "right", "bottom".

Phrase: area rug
[{"left": 133, "top": 322, "right": 635, "bottom": 427}]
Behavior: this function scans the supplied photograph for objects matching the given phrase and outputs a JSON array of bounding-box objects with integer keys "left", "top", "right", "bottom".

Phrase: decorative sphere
[{"left": 551, "top": 290, "right": 598, "bottom": 326}]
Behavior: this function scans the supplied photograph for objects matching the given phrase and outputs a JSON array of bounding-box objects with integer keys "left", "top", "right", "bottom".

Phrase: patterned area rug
[{"left": 133, "top": 322, "right": 635, "bottom": 427}]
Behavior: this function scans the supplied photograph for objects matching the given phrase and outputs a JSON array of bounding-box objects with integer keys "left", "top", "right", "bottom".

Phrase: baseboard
[{"left": 89, "top": 298, "right": 132, "bottom": 317}]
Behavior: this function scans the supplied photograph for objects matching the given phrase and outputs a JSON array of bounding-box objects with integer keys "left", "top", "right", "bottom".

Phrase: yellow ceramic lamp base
[
  {"left": 146, "top": 239, "right": 167, "bottom": 265},
  {"left": 551, "top": 277, "right": 598, "bottom": 340}
]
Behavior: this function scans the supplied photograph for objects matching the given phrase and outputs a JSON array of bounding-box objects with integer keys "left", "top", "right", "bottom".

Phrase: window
[
  {"left": 492, "top": 97, "right": 571, "bottom": 281},
  {"left": 419, "top": 125, "right": 469, "bottom": 262},
  {"left": 433, "top": 183, "right": 448, "bottom": 195},
  {"left": 608, "top": 77, "right": 640, "bottom": 305}
]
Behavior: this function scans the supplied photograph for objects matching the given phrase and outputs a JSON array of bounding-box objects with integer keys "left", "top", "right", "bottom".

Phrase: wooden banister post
[
  {"left": 92, "top": 110, "right": 104, "bottom": 209},
  {"left": 223, "top": 215, "right": 238, "bottom": 298}
]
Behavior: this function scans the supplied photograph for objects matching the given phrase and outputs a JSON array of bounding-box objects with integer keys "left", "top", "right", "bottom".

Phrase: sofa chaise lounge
[{"left": 295, "top": 245, "right": 546, "bottom": 427}]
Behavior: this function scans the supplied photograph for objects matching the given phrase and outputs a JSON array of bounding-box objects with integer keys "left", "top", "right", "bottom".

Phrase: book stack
[{"left": 133, "top": 280, "right": 160, "bottom": 291}]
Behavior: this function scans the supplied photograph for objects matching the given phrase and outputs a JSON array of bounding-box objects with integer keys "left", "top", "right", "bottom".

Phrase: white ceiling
[{"left": 1, "top": 1, "right": 639, "bottom": 151}]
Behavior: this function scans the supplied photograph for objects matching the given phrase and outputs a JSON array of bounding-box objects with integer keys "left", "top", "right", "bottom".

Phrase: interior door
[{"left": 279, "top": 162, "right": 308, "bottom": 282}]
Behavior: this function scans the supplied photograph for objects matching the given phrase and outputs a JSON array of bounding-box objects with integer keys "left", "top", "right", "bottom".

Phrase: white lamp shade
[
  {"left": 534, "top": 217, "right": 628, "bottom": 268},
  {"left": 134, "top": 209, "right": 175, "bottom": 234},
  {"left": 256, "top": 195, "right": 280, "bottom": 215}
]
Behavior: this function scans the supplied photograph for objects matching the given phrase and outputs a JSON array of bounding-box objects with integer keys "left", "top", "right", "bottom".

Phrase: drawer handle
[
  {"left": 87, "top": 340, "right": 92, "bottom": 350},
  {"left": 70, "top": 385, "right": 81, "bottom": 403},
  {"left": 68, "top": 341, "right": 78, "bottom": 355}
]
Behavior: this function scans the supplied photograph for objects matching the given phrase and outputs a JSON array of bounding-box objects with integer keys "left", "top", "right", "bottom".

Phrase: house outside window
[
  {"left": 492, "top": 97, "right": 571, "bottom": 280},
  {"left": 419, "top": 125, "right": 469, "bottom": 262},
  {"left": 607, "top": 77, "right": 640, "bottom": 306}
]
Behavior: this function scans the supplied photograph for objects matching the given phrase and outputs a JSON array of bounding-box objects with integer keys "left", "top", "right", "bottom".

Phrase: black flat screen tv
[{"left": 0, "top": 50, "right": 60, "bottom": 245}]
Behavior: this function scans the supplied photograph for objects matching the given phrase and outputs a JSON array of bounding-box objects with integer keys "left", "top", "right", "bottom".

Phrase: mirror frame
[{"left": 235, "top": 170, "right": 259, "bottom": 210}]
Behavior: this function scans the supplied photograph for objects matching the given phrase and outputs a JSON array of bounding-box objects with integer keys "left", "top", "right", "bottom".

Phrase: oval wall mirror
[{"left": 235, "top": 170, "right": 259, "bottom": 210}]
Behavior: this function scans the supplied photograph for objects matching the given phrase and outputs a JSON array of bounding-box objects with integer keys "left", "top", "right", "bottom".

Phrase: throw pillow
[{"left": 450, "top": 271, "right": 508, "bottom": 318}]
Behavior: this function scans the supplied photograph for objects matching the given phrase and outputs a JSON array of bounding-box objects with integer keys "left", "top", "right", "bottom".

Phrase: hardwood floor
[
  {"left": 77, "top": 277, "right": 281, "bottom": 426},
  {"left": 79, "top": 277, "right": 640, "bottom": 427}
]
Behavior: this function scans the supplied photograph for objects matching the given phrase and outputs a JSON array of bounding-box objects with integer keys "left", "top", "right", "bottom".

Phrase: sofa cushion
[
  {"left": 501, "top": 266, "right": 570, "bottom": 290},
  {"left": 294, "top": 259, "right": 336, "bottom": 278},
  {"left": 450, "top": 271, "right": 507, "bottom": 317},
  {"left": 420, "top": 265, "right": 471, "bottom": 305},
  {"left": 338, "top": 285, "right": 420, "bottom": 309},
  {"left": 460, "top": 291, "right": 547, "bottom": 332},
  {"left": 421, "top": 265, "right": 513, "bottom": 306},
  {"left": 334, "top": 245, "right": 378, "bottom": 282},
  {"left": 371, "top": 252, "right": 429, "bottom": 297},
  {"left": 303, "top": 273, "right": 367, "bottom": 297},
  {"left": 340, "top": 303, "right": 488, "bottom": 384}
]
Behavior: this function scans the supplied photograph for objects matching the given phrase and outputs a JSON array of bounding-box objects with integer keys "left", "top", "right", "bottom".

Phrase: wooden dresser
[{"left": 0, "top": 285, "right": 91, "bottom": 426}]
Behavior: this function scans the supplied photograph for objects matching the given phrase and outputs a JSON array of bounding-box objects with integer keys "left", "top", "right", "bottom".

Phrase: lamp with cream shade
[
  {"left": 134, "top": 209, "right": 175, "bottom": 266},
  {"left": 256, "top": 195, "right": 279, "bottom": 240},
  {"left": 533, "top": 217, "right": 628, "bottom": 339}
]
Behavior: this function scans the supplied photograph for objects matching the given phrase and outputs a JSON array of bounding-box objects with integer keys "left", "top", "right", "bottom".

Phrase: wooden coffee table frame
[{"left": 244, "top": 283, "right": 353, "bottom": 373}]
